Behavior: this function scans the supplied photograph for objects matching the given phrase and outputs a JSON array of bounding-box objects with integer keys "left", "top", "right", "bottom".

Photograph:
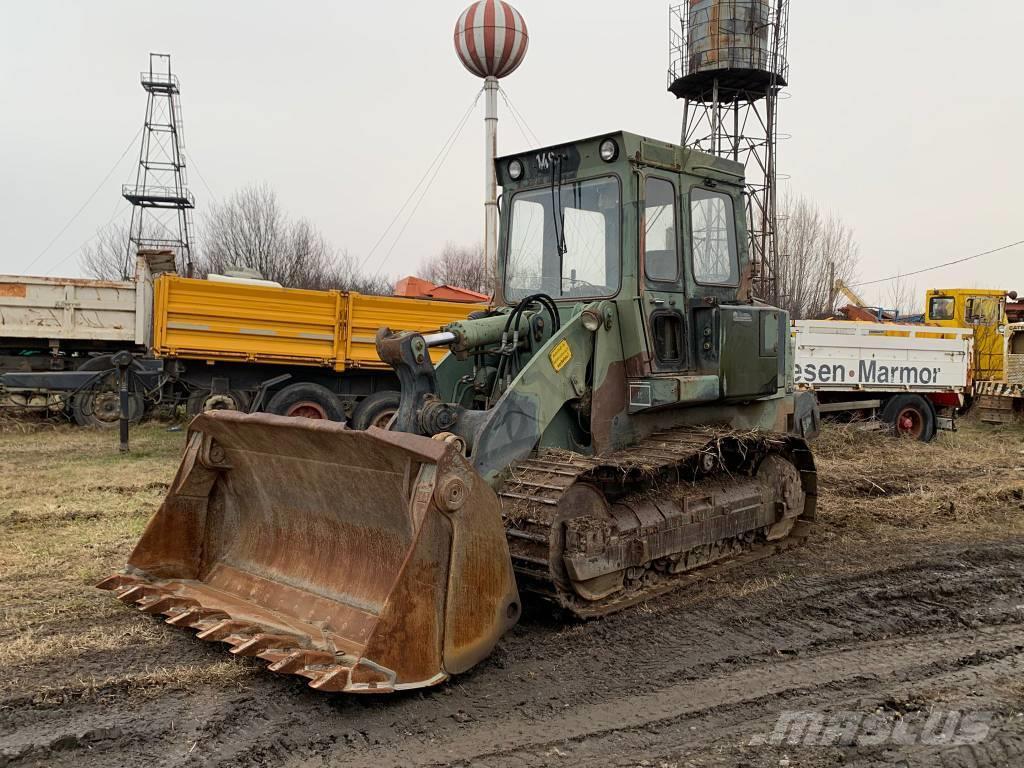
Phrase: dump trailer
[
  {"left": 0, "top": 252, "right": 170, "bottom": 423},
  {"left": 0, "top": 258, "right": 483, "bottom": 427},
  {"left": 793, "top": 319, "right": 973, "bottom": 441},
  {"left": 101, "top": 132, "right": 817, "bottom": 693},
  {"left": 149, "top": 273, "right": 484, "bottom": 426}
]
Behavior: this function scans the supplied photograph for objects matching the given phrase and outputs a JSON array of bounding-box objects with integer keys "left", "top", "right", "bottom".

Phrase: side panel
[
  {"left": 720, "top": 305, "right": 783, "bottom": 399},
  {"left": 152, "top": 277, "right": 485, "bottom": 372},
  {"left": 792, "top": 320, "right": 972, "bottom": 393},
  {"left": 152, "top": 276, "right": 342, "bottom": 368},
  {"left": 346, "top": 294, "right": 485, "bottom": 370},
  {"left": 0, "top": 274, "right": 138, "bottom": 344}
]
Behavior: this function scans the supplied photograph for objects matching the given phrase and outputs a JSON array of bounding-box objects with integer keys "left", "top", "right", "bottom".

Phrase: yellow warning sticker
[{"left": 549, "top": 339, "right": 572, "bottom": 372}]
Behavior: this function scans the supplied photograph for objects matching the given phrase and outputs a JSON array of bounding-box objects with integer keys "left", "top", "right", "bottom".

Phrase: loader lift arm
[{"left": 376, "top": 301, "right": 596, "bottom": 484}]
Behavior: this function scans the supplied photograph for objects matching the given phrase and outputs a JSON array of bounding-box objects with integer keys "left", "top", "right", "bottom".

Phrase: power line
[
  {"left": 24, "top": 126, "right": 143, "bottom": 273},
  {"left": 188, "top": 155, "right": 218, "bottom": 202},
  {"left": 851, "top": 239, "right": 1024, "bottom": 288},
  {"left": 498, "top": 88, "right": 535, "bottom": 147},
  {"left": 371, "top": 96, "right": 480, "bottom": 279},
  {"left": 498, "top": 85, "right": 541, "bottom": 146},
  {"left": 358, "top": 88, "right": 483, "bottom": 273},
  {"left": 45, "top": 203, "right": 133, "bottom": 276}
]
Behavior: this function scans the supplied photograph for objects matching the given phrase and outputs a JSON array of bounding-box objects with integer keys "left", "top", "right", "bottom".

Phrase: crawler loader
[{"left": 100, "top": 132, "right": 818, "bottom": 693}]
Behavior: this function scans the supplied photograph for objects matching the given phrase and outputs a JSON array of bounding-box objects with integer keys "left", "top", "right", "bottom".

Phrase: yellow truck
[
  {"left": 0, "top": 253, "right": 485, "bottom": 427},
  {"left": 923, "top": 288, "right": 1008, "bottom": 382}
]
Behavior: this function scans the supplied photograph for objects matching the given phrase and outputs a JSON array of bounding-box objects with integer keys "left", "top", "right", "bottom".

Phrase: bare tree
[
  {"left": 419, "top": 242, "right": 489, "bottom": 294},
  {"left": 80, "top": 220, "right": 194, "bottom": 280},
  {"left": 196, "top": 184, "right": 391, "bottom": 294},
  {"left": 80, "top": 222, "right": 132, "bottom": 281},
  {"left": 882, "top": 273, "right": 919, "bottom": 317},
  {"left": 775, "top": 193, "right": 860, "bottom": 319},
  {"left": 327, "top": 249, "right": 394, "bottom": 295}
]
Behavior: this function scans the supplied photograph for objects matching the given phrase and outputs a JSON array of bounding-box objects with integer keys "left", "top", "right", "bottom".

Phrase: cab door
[{"left": 640, "top": 174, "right": 687, "bottom": 373}]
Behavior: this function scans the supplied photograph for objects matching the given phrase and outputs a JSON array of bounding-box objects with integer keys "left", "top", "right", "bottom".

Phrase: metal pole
[
  {"left": 484, "top": 76, "right": 500, "bottom": 289},
  {"left": 680, "top": 98, "right": 690, "bottom": 146},
  {"left": 711, "top": 79, "right": 720, "bottom": 155},
  {"left": 113, "top": 351, "right": 132, "bottom": 453}
]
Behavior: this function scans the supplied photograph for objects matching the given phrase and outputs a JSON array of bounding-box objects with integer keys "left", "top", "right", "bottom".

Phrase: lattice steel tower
[
  {"left": 123, "top": 53, "right": 195, "bottom": 276},
  {"left": 669, "top": 1, "right": 789, "bottom": 303}
]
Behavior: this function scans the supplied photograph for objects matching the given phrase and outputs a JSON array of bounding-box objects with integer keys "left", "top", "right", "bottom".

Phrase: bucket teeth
[
  {"left": 267, "top": 649, "right": 335, "bottom": 674},
  {"left": 96, "top": 574, "right": 145, "bottom": 592},
  {"left": 308, "top": 665, "right": 353, "bottom": 692},
  {"left": 196, "top": 619, "right": 253, "bottom": 642},
  {"left": 137, "top": 595, "right": 198, "bottom": 615},
  {"left": 165, "top": 607, "right": 227, "bottom": 627},
  {"left": 117, "top": 585, "right": 162, "bottom": 604},
  {"left": 99, "top": 575, "right": 403, "bottom": 693},
  {"left": 229, "top": 633, "right": 301, "bottom": 657}
]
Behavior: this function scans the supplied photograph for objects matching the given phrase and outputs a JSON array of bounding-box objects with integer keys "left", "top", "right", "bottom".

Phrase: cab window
[
  {"left": 928, "top": 296, "right": 955, "bottom": 321},
  {"left": 690, "top": 188, "right": 738, "bottom": 285},
  {"left": 644, "top": 177, "right": 678, "bottom": 282},
  {"left": 965, "top": 296, "right": 1000, "bottom": 325}
]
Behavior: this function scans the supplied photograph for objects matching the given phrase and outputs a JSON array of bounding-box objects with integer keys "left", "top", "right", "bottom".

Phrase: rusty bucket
[{"left": 98, "top": 411, "right": 520, "bottom": 693}]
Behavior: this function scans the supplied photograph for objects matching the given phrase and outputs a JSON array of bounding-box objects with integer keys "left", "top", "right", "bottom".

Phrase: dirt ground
[{"left": 1, "top": 418, "right": 1023, "bottom": 768}]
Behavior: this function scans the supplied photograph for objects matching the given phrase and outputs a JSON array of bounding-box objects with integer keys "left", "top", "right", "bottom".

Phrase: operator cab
[{"left": 496, "top": 132, "right": 785, "bottom": 403}]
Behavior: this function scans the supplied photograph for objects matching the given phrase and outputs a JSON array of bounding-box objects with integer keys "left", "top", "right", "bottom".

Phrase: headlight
[
  {"left": 599, "top": 139, "right": 618, "bottom": 162},
  {"left": 581, "top": 308, "right": 602, "bottom": 332},
  {"left": 508, "top": 158, "right": 524, "bottom": 180}
]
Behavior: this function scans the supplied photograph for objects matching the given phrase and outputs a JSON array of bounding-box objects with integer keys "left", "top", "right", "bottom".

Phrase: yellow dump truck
[{"left": 0, "top": 253, "right": 485, "bottom": 427}]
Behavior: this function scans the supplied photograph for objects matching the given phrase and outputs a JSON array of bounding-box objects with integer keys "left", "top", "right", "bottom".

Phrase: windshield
[
  {"left": 965, "top": 296, "right": 1001, "bottom": 325},
  {"left": 504, "top": 176, "right": 621, "bottom": 301}
]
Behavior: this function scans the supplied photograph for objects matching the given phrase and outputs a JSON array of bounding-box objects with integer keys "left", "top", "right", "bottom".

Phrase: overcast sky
[{"left": 2, "top": 0, "right": 1022, "bottom": 308}]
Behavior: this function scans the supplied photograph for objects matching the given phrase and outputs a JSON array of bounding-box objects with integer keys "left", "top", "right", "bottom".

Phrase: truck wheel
[
  {"left": 71, "top": 355, "right": 145, "bottom": 429},
  {"left": 187, "top": 389, "right": 251, "bottom": 416},
  {"left": 881, "top": 394, "right": 936, "bottom": 442},
  {"left": 266, "top": 382, "right": 345, "bottom": 421},
  {"left": 350, "top": 391, "right": 401, "bottom": 430}
]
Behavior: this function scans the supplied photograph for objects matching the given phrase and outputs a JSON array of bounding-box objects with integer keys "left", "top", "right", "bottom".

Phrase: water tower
[
  {"left": 454, "top": 0, "right": 529, "bottom": 280},
  {"left": 669, "top": 1, "right": 790, "bottom": 303}
]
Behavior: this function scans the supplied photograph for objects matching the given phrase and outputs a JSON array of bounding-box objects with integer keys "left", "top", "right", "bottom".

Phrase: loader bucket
[{"left": 98, "top": 411, "right": 520, "bottom": 693}]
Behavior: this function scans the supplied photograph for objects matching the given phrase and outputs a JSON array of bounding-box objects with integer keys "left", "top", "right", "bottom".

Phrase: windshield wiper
[{"left": 549, "top": 155, "right": 567, "bottom": 257}]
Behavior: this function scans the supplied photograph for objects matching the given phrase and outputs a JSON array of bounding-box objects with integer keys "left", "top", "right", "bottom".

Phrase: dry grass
[
  {"left": 0, "top": 424, "right": 214, "bottom": 700},
  {"left": 814, "top": 419, "right": 1024, "bottom": 541}
]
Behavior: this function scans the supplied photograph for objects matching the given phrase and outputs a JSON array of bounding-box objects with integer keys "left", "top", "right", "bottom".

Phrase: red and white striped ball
[{"left": 454, "top": 0, "right": 529, "bottom": 79}]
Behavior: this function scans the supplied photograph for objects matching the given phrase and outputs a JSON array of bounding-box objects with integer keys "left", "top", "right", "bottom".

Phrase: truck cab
[{"left": 925, "top": 288, "right": 1008, "bottom": 381}]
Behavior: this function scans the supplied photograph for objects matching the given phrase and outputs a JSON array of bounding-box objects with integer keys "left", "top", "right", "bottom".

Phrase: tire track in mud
[
  {"left": 2, "top": 541, "right": 1022, "bottom": 768},
  {"left": 316, "top": 626, "right": 1024, "bottom": 767}
]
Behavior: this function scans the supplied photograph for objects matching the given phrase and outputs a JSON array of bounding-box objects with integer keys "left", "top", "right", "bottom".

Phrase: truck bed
[
  {"left": 151, "top": 275, "right": 484, "bottom": 371},
  {"left": 0, "top": 274, "right": 146, "bottom": 348},
  {"left": 792, "top": 320, "right": 972, "bottom": 393}
]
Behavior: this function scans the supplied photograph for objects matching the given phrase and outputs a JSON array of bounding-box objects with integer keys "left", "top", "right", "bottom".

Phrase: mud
[{"left": 0, "top": 535, "right": 1021, "bottom": 768}]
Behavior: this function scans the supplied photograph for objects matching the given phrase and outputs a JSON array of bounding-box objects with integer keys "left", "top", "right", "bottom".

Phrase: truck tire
[
  {"left": 71, "top": 355, "right": 145, "bottom": 429},
  {"left": 187, "top": 389, "right": 251, "bottom": 416},
  {"left": 350, "top": 391, "right": 401, "bottom": 430},
  {"left": 266, "top": 382, "right": 344, "bottom": 421},
  {"left": 881, "top": 394, "right": 936, "bottom": 442}
]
